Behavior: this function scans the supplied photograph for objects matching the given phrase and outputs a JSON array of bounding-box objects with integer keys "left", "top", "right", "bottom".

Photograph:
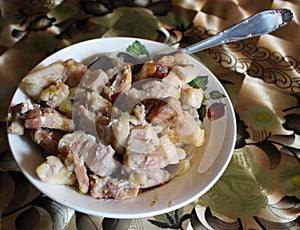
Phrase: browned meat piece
[
  {"left": 134, "top": 61, "right": 170, "bottom": 81},
  {"left": 64, "top": 59, "right": 88, "bottom": 88},
  {"left": 89, "top": 174, "right": 140, "bottom": 200},
  {"left": 145, "top": 96, "right": 183, "bottom": 129},
  {"left": 31, "top": 128, "right": 65, "bottom": 156},
  {"left": 60, "top": 146, "right": 90, "bottom": 194},
  {"left": 39, "top": 80, "right": 69, "bottom": 108},
  {"left": 103, "top": 64, "right": 132, "bottom": 102},
  {"left": 7, "top": 101, "right": 38, "bottom": 135},
  {"left": 24, "top": 107, "right": 43, "bottom": 129},
  {"left": 23, "top": 106, "right": 74, "bottom": 132},
  {"left": 58, "top": 131, "right": 119, "bottom": 177}
]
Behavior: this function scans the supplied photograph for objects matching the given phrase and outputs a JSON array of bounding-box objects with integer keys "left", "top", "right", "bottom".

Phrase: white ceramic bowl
[{"left": 8, "top": 37, "right": 236, "bottom": 218}]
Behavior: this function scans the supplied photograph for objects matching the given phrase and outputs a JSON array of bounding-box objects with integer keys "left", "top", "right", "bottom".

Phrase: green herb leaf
[
  {"left": 188, "top": 76, "right": 208, "bottom": 90},
  {"left": 197, "top": 104, "right": 207, "bottom": 122},
  {"left": 126, "top": 40, "right": 149, "bottom": 58},
  {"left": 209, "top": 90, "right": 226, "bottom": 99}
]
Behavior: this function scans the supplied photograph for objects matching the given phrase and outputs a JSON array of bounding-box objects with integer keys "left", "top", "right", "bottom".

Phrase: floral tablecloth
[{"left": 1, "top": 0, "right": 300, "bottom": 229}]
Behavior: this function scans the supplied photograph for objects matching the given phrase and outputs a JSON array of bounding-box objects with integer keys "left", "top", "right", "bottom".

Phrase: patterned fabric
[{"left": 0, "top": 0, "right": 299, "bottom": 229}]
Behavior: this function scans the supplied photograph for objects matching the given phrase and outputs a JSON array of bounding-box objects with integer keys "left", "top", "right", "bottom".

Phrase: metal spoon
[{"left": 88, "top": 9, "right": 293, "bottom": 70}]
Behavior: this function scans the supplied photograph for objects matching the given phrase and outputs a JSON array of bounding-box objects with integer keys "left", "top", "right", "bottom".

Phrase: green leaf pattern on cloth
[
  {"left": 1, "top": 0, "right": 300, "bottom": 229},
  {"left": 197, "top": 147, "right": 273, "bottom": 217}
]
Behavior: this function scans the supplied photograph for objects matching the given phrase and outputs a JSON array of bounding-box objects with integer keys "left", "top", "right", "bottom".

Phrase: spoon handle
[{"left": 183, "top": 9, "right": 293, "bottom": 54}]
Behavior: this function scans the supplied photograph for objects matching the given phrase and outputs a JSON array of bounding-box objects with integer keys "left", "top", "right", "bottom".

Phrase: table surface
[{"left": 0, "top": 0, "right": 299, "bottom": 229}]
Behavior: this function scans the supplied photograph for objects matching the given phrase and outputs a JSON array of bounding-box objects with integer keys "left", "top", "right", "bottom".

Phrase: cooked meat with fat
[
  {"left": 58, "top": 131, "right": 119, "bottom": 177},
  {"left": 64, "top": 58, "right": 88, "bottom": 88},
  {"left": 89, "top": 174, "right": 140, "bottom": 199},
  {"left": 60, "top": 146, "right": 90, "bottom": 194},
  {"left": 31, "top": 128, "right": 65, "bottom": 156},
  {"left": 36, "top": 156, "right": 76, "bottom": 185},
  {"left": 24, "top": 107, "right": 74, "bottom": 132}
]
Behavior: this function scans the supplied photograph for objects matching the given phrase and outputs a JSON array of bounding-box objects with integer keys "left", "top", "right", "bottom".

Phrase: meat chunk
[
  {"left": 60, "top": 146, "right": 90, "bottom": 194},
  {"left": 72, "top": 104, "right": 98, "bottom": 137},
  {"left": 173, "top": 65, "right": 197, "bottom": 83},
  {"left": 36, "top": 156, "right": 76, "bottom": 185},
  {"left": 7, "top": 100, "right": 38, "bottom": 135},
  {"left": 31, "top": 128, "right": 65, "bottom": 156},
  {"left": 124, "top": 152, "right": 162, "bottom": 170},
  {"left": 127, "top": 124, "right": 159, "bottom": 154},
  {"left": 25, "top": 107, "right": 74, "bottom": 132},
  {"left": 169, "top": 111, "right": 205, "bottom": 147},
  {"left": 103, "top": 64, "right": 132, "bottom": 102},
  {"left": 76, "top": 91, "right": 112, "bottom": 116},
  {"left": 145, "top": 97, "right": 183, "bottom": 129},
  {"left": 141, "top": 79, "right": 180, "bottom": 99},
  {"left": 64, "top": 58, "right": 88, "bottom": 88},
  {"left": 134, "top": 61, "right": 170, "bottom": 81},
  {"left": 181, "top": 84, "right": 204, "bottom": 109},
  {"left": 128, "top": 168, "right": 171, "bottom": 189},
  {"left": 58, "top": 131, "right": 118, "bottom": 177},
  {"left": 158, "top": 53, "right": 189, "bottom": 67},
  {"left": 22, "top": 62, "right": 67, "bottom": 99},
  {"left": 80, "top": 69, "right": 109, "bottom": 93},
  {"left": 89, "top": 174, "right": 140, "bottom": 200},
  {"left": 39, "top": 80, "right": 69, "bottom": 108}
]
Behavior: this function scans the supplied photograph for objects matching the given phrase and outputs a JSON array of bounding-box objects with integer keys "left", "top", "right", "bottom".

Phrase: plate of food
[{"left": 7, "top": 37, "right": 236, "bottom": 218}]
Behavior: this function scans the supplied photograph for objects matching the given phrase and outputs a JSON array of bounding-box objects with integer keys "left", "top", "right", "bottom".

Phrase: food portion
[{"left": 7, "top": 49, "right": 206, "bottom": 200}]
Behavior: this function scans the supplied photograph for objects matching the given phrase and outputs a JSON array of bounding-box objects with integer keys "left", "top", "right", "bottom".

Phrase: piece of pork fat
[
  {"left": 36, "top": 155, "right": 76, "bottom": 185},
  {"left": 58, "top": 131, "right": 119, "bottom": 177},
  {"left": 24, "top": 107, "right": 74, "bottom": 133},
  {"left": 170, "top": 111, "right": 205, "bottom": 147},
  {"left": 127, "top": 123, "right": 159, "bottom": 154},
  {"left": 124, "top": 151, "right": 162, "bottom": 170},
  {"left": 172, "top": 65, "right": 198, "bottom": 84},
  {"left": 127, "top": 167, "right": 171, "bottom": 189},
  {"left": 31, "top": 128, "right": 65, "bottom": 156},
  {"left": 59, "top": 145, "right": 90, "bottom": 194},
  {"left": 64, "top": 58, "right": 88, "bottom": 88},
  {"left": 89, "top": 174, "right": 140, "bottom": 200},
  {"left": 140, "top": 78, "right": 180, "bottom": 100},
  {"left": 180, "top": 84, "right": 204, "bottom": 109},
  {"left": 22, "top": 62, "right": 67, "bottom": 100},
  {"left": 158, "top": 53, "right": 189, "bottom": 67}
]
